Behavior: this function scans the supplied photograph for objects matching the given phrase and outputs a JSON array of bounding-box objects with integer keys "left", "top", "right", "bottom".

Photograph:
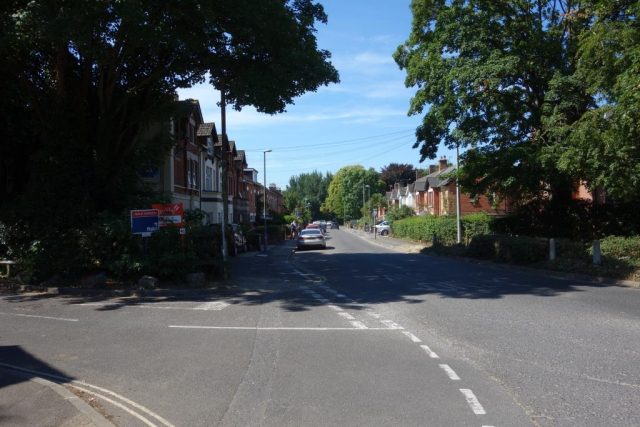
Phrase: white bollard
[{"left": 593, "top": 239, "right": 601, "bottom": 265}]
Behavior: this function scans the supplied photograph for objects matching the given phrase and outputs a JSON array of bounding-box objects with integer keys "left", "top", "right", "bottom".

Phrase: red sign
[
  {"left": 152, "top": 203, "right": 184, "bottom": 228},
  {"left": 131, "top": 209, "right": 159, "bottom": 218}
]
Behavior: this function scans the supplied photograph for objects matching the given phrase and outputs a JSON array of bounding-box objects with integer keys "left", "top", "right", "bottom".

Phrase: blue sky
[{"left": 178, "top": 0, "right": 456, "bottom": 190}]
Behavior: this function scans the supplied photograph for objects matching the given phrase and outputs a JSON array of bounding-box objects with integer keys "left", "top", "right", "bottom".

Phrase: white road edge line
[
  {"left": 460, "top": 389, "right": 487, "bottom": 415},
  {"left": 402, "top": 331, "right": 421, "bottom": 342},
  {"left": 419, "top": 345, "right": 439, "bottom": 358},
  {"left": 0, "top": 312, "right": 78, "bottom": 322},
  {"left": 439, "top": 364, "right": 461, "bottom": 380}
]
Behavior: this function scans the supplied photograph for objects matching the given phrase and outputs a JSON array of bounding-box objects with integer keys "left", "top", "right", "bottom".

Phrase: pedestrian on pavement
[{"left": 290, "top": 221, "right": 297, "bottom": 240}]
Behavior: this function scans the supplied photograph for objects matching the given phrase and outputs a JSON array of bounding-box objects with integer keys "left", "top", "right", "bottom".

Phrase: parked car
[
  {"left": 306, "top": 223, "right": 320, "bottom": 230},
  {"left": 297, "top": 229, "right": 326, "bottom": 250},
  {"left": 375, "top": 221, "right": 391, "bottom": 236}
]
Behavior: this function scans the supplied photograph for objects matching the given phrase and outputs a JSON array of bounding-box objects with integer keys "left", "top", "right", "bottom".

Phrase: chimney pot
[{"left": 439, "top": 157, "right": 448, "bottom": 172}]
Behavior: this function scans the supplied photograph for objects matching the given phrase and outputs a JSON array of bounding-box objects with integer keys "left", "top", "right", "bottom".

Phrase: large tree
[
  {"left": 0, "top": 0, "right": 339, "bottom": 223},
  {"left": 322, "top": 165, "right": 385, "bottom": 220},
  {"left": 379, "top": 163, "right": 419, "bottom": 188},
  {"left": 394, "top": 0, "right": 593, "bottom": 202},
  {"left": 556, "top": 0, "right": 640, "bottom": 200},
  {"left": 284, "top": 170, "right": 333, "bottom": 218}
]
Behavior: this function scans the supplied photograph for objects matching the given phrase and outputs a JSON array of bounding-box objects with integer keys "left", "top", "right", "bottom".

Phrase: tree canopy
[
  {"left": 0, "top": 0, "right": 339, "bottom": 220},
  {"left": 379, "top": 163, "right": 419, "bottom": 189},
  {"left": 283, "top": 170, "right": 333, "bottom": 218},
  {"left": 322, "top": 165, "right": 385, "bottom": 220},
  {"left": 395, "top": 0, "right": 639, "bottom": 202}
]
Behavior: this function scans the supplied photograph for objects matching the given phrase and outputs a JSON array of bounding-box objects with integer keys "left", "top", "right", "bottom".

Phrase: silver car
[{"left": 297, "top": 229, "right": 326, "bottom": 250}]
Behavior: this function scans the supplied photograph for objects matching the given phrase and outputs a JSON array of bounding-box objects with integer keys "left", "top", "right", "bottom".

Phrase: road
[{"left": 0, "top": 228, "right": 638, "bottom": 426}]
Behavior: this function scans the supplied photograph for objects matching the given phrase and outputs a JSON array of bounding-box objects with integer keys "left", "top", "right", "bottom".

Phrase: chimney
[
  {"left": 439, "top": 156, "right": 448, "bottom": 172},
  {"left": 429, "top": 165, "right": 437, "bottom": 174},
  {"left": 416, "top": 170, "right": 420, "bottom": 181},
  {"left": 269, "top": 183, "right": 277, "bottom": 191}
]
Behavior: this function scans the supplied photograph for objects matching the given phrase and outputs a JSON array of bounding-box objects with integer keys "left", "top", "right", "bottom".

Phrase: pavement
[
  {"left": 342, "top": 226, "right": 426, "bottom": 252},
  {"left": 0, "top": 369, "right": 114, "bottom": 427},
  {"left": 0, "top": 229, "right": 638, "bottom": 426}
]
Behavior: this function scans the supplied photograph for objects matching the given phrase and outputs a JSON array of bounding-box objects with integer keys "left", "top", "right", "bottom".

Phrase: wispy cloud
[{"left": 354, "top": 52, "right": 394, "bottom": 65}]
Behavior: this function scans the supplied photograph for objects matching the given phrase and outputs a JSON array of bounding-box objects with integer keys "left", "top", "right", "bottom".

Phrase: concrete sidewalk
[
  {"left": 0, "top": 370, "right": 114, "bottom": 427},
  {"left": 342, "top": 227, "right": 426, "bottom": 253}
]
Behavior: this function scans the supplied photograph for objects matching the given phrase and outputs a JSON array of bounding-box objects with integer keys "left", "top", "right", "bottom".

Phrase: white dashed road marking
[
  {"left": 327, "top": 305, "right": 343, "bottom": 311},
  {"left": 460, "top": 389, "right": 486, "bottom": 414},
  {"left": 350, "top": 321, "right": 368, "bottom": 329},
  {"left": 316, "top": 298, "right": 330, "bottom": 303},
  {"left": 419, "top": 345, "right": 439, "bottom": 358},
  {"left": 383, "top": 275, "right": 394, "bottom": 282},
  {"left": 439, "top": 364, "right": 461, "bottom": 380},
  {"left": 194, "top": 301, "right": 230, "bottom": 311},
  {"left": 338, "top": 312, "right": 355, "bottom": 320},
  {"left": 402, "top": 331, "right": 422, "bottom": 342},
  {"left": 0, "top": 312, "right": 78, "bottom": 322},
  {"left": 310, "top": 293, "right": 322, "bottom": 298},
  {"left": 381, "top": 320, "right": 403, "bottom": 329}
]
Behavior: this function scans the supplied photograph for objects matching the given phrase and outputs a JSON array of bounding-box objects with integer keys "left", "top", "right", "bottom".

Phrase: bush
[
  {"left": 392, "top": 213, "right": 492, "bottom": 245},
  {"left": 385, "top": 206, "right": 415, "bottom": 223},
  {"left": 599, "top": 236, "right": 640, "bottom": 262},
  {"left": 491, "top": 199, "right": 640, "bottom": 240}
]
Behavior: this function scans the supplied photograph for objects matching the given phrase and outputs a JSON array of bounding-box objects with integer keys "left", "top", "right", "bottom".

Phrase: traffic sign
[
  {"left": 131, "top": 209, "right": 159, "bottom": 237},
  {"left": 373, "top": 208, "right": 378, "bottom": 218},
  {"left": 295, "top": 210, "right": 300, "bottom": 217}
]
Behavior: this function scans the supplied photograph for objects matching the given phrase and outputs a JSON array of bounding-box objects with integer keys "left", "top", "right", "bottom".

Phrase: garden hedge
[{"left": 391, "top": 213, "right": 492, "bottom": 245}]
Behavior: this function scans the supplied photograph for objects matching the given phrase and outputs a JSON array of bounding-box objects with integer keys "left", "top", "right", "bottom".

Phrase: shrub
[
  {"left": 385, "top": 206, "right": 415, "bottom": 223},
  {"left": 599, "top": 236, "right": 640, "bottom": 263},
  {"left": 392, "top": 214, "right": 492, "bottom": 245}
]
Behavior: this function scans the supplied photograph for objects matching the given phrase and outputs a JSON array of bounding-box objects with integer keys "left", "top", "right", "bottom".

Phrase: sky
[{"left": 177, "top": 0, "right": 456, "bottom": 190}]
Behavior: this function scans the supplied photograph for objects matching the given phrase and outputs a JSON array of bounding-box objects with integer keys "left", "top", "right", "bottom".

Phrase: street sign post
[
  {"left": 131, "top": 209, "right": 159, "bottom": 255},
  {"left": 131, "top": 209, "right": 160, "bottom": 236},
  {"left": 295, "top": 210, "right": 300, "bottom": 218}
]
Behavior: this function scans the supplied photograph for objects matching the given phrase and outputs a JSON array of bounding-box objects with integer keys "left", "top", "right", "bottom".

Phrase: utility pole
[
  {"left": 263, "top": 149, "right": 272, "bottom": 252},
  {"left": 220, "top": 77, "right": 229, "bottom": 265},
  {"left": 362, "top": 184, "right": 365, "bottom": 228}
]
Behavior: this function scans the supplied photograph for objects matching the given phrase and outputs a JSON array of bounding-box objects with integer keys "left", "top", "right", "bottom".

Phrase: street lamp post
[
  {"left": 366, "top": 185, "right": 370, "bottom": 233},
  {"left": 263, "top": 149, "right": 272, "bottom": 252}
]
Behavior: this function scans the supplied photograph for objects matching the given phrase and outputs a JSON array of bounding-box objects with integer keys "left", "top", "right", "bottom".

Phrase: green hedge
[
  {"left": 391, "top": 213, "right": 491, "bottom": 245},
  {"left": 599, "top": 236, "right": 640, "bottom": 262}
]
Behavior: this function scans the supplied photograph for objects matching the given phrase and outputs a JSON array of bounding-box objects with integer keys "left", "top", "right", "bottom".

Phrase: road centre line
[
  {"left": 336, "top": 294, "right": 347, "bottom": 298},
  {"left": 460, "top": 389, "right": 487, "bottom": 415},
  {"left": 383, "top": 275, "right": 394, "bottom": 282},
  {"left": 402, "top": 331, "right": 422, "bottom": 342},
  {"left": 0, "top": 311, "right": 78, "bottom": 322},
  {"left": 327, "top": 305, "right": 343, "bottom": 311},
  {"left": 316, "top": 298, "right": 331, "bottom": 303},
  {"left": 419, "top": 345, "right": 439, "bottom": 358},
  {"left": 439, "top": 364, "right": 461, "bottom": 380},
  {"left": 310, "top": 293, "right": 322, "bottom": 298},
  {"left": 168, "top": 325, "right": 394, "bottom": 330},
  {"left": 367, "top": 312, "right": 382, "bottom": 318}
]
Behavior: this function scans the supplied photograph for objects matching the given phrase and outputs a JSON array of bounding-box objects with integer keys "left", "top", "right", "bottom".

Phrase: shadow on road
[{"left": 0, "top": 240, "right": 631, "bottom": 313}]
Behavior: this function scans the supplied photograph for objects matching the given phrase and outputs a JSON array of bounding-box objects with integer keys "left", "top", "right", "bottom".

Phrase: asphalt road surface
[{"left": 0, "top": 228, "right": 638, "bottom": 426}]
